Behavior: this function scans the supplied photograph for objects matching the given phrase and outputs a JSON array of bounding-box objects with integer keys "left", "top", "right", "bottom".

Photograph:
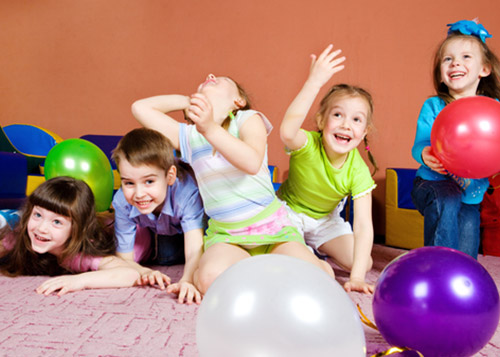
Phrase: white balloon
[{"left": 196, "top": 254, "right": 366, "bottom": 357}]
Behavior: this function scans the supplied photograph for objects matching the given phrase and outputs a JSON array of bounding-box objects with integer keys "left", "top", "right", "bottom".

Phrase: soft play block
[
  {"left": 26, "top": 174, "right": 46, "bottom": 196},
  {"left": 268, "top": 165, "right": 281, "bottom": 191},
  {"left": 385, "top": 168, "right": 424, "bottom": 249},
  {"left": 2, "top": 124, "right": 62, "bottom": 174},
  {"left": 0, "top": 152, "right": 27, "bottom": 209}
]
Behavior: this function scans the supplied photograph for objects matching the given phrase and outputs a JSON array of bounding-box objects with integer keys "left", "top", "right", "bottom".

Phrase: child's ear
[
  {"left": 480, "top": 63, "right": 492, "bottom": 78},
  {"left": 234, "top": 97, "right": 246, "bottom": 109},
  {"left": 316, "top": 113, "right": 324, "bottom": 130},
  {"left": 166, "top": 165, "right": 177, "bottom": 185}
]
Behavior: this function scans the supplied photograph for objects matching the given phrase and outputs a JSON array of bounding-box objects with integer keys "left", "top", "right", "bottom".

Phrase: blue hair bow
[{"left": 447, "top": 20, "right": 492, "bottom": 43}]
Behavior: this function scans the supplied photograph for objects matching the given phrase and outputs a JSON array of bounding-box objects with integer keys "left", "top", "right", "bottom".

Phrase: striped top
[{"left": 178, "top": 110, "right": 275, "bottom": 222}]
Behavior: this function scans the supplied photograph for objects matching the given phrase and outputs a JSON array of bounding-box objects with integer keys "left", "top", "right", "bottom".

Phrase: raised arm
[
  {"left": 187, "top": 92, "right": 268, "bottom": 175},
  {"left": 131, "top": 95, "right": 190, "bottom": 150},
  {"left": 280, "top": 44, "right": 346, "bottom": 151}
]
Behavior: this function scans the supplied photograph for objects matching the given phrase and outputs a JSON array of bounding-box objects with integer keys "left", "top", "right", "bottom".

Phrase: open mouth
[
  {"left": 201, "top": 78, "right": 216, "bottom": 89},
  {"left": 335, "top": 134, "right": 351, "bottom": 143},
  {"left": 34, "top": 233, "right": 51, "bottom": 242},
  {"left": 135, "top": 199, "right": 153, "bottom": 209},
  {"left": 450, "top": 72, "right": 465, "bottom": 79}
]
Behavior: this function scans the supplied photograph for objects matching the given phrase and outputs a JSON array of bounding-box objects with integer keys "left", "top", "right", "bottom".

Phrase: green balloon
[{"left": 44, "top": 138, "right": 114, "bottom": 212}]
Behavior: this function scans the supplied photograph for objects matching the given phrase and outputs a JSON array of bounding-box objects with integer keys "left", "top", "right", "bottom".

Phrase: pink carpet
[{"left": 0, "top": 244, "right": 499, "bottom": 356}]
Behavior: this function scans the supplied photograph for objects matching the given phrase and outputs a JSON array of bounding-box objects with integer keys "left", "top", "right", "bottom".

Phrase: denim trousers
[
  {"left": 411, "top": 177, "right": 480, "bottom": 259},
  {"left": 148, "top": 231, "right": 186, "bottom": 266}
]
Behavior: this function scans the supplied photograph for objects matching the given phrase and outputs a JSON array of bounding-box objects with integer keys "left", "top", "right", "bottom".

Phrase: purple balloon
[{"left": 373, "top": 246, "right": 499, "bottom": 357}]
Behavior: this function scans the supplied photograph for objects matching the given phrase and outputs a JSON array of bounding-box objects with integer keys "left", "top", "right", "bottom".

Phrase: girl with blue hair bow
[{"left": 411, "top": 19, "right": 500, "bottom": 258}]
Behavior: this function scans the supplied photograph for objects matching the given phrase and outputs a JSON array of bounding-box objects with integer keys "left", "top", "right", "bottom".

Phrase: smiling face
[
  {"left": 27, "top": 206, "right": 72, "bottom": 256},
  {"left": 439, "top": 37, "right": 491, "bottom": 99},
  {"left": 118, "top": 159, "right": 176, "bottom": 216},
  {"left": 317, "top": 95, "right": 369, "bottom": 167}
]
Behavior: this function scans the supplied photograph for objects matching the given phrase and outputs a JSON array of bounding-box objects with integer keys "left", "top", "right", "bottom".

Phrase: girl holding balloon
[
  {"left": 411, "top": 19, "right": 500, "bottom": 258},
  {"left": 0, "top": 176, "right": 140, "bottom": 295}
]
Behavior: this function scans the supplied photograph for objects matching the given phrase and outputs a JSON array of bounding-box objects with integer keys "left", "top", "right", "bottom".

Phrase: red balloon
[{"left": 431, "top": 96, "right": 500, "bottom": 178}]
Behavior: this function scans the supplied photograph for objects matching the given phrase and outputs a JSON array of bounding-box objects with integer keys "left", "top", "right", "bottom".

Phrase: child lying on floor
[{"left": 0, "top": 176, "right": 139, "bottom": 296}]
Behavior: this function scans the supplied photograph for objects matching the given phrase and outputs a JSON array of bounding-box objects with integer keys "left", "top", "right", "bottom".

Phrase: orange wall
[{"left": 2, "top": 0, "right": 499, "bottom": 235}]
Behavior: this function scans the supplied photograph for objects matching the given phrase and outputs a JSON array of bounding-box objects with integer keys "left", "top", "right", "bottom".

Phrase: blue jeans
[
  {"left": 149, "top": 231, "right": 185, "bottom": 266},
  {"left": 411, "top": 177, "right": 480, "bottom": 259}
]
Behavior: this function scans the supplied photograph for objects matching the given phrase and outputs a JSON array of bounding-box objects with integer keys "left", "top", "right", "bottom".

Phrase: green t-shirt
[{"left": 278, "top": 130, "right": 376, "bottom": 219}]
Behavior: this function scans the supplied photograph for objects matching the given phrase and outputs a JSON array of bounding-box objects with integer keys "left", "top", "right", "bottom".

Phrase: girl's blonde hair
[
  {"left": 316, "top": 84, "right": 378, "bottom": 175},
  {"left": 0, "top": 176, "right": 115, "bottom": 276},
  {"left": 433, "top": 33, "right": 500, "bottom": 103},
  {"left": 222, "top": 78, "right": 252, "bottom": 130}
]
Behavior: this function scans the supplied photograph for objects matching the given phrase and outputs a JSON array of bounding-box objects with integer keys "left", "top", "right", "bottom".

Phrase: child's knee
[
  {"left": 272, "top": 241, "right": 306, "bottom": 254},
  {"left": 196, "top": 264, "right": 223, "bottom": 294},
  {"left": 320, "top": 260, "right": 335, "bottom": 278}
]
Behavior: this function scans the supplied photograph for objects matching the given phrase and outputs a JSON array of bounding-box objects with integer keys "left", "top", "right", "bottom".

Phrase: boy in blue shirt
[{"left": 112, "top": 128, "right": 205, "bottom": 304}]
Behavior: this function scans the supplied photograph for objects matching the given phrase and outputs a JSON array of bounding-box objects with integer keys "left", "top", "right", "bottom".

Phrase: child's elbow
[
  {"left": 245, "top": 160, "right": 263, "bottom": 176},
  {"left": 279, "top": 129, "right": 292, "bottom": 143},
  {"left": 131, "top": 100, "right": 145, "bottom": 119},
  {"left": 279, "top": 128, "right": 298, "bottom": 146},
  {"left": 248, "top": 168, "right": 260, "bottom": 176}
]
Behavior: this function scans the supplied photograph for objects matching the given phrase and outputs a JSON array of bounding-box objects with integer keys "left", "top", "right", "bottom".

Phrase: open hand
[
  {"left": 344, "top": 278, "right": 374, "bottom": 294},
  {"left": 307, "top": 44, "right": 346, "bottom": 88},
  {"left": 138, "top": 270, "right": 171, "bottom": 290},
  {"left": 166, "top": 280, "right": 202, "bottom": 305},
  {"left": 36, "top": 275, "right": 86, "bottom": 297}
]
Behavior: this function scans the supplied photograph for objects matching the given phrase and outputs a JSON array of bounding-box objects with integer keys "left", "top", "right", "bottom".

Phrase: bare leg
[
  {"left": 271, "top": 241, "right": 335, "bottom": 278},
  {"left": 193, "top": 243, "right": 251, "bottom": 295},
  {"left": 318, "top": 233, "right": 373, "bottom": 272}
]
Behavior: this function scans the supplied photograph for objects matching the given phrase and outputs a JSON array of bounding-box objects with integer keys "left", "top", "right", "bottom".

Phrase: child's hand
[
  {"left": 187, "top": 93, "right": 216, "bottom": 134},
  {"left": 422, "top": 146, "right": 447, "bottom": 175},
  {"left": 36, "top": 275, "right": 85, "bottom": 296},
  {"left": 344, "top": 278, "right": 374, "bottom": 294},
  {"left": 307, "top": 44, "right": 346, "bottom": 89},
  {"left": 166, "top": 280, "right": 202, "bottom": 305},
  {"left": 138, "top": 270, "right": 171, "bottom": 290}
]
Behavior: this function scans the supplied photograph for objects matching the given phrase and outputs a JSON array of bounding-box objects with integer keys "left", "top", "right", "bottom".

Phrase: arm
[
  {"left": 131, "top": 94, "right": 191, "bottom": 150},
  {"left": 188, "top": 93, "right": 268, "bottom": 174},
  {"left": 166, "top": 228, "right": 204, "bottom": 304},
  {"left": 113, "top": 193, "right": 172, "bottom": 288},
  {"left": 280, "top": 44, "right": 345, "bottom": 151},
  {"left": 411, "top": 99, "right": 447, "bottom": 175},
  {"left": 344, "top": 193, "right": 374, "bottom": 294},
  {"left": 36, "top": 256, "right": 140, "bottom": 296}
]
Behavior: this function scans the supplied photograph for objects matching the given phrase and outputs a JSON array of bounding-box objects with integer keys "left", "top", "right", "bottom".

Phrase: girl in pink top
[{"left": 0, "top": 176, "right": 139, "bottom": 296}]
